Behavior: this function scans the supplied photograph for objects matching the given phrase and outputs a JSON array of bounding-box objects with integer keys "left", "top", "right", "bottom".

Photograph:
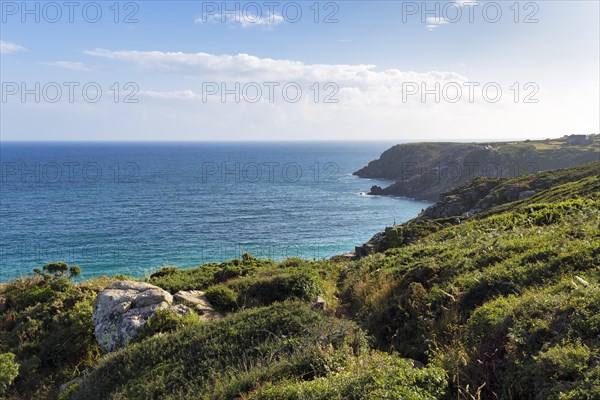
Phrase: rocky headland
[{"left": 355, "top": 134, "right": 599, "bottom": 201}]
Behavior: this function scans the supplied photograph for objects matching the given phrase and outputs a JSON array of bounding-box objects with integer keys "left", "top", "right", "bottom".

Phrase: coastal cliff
[{"left": 354, "top": 134, "right": 600, "bottom": 201}]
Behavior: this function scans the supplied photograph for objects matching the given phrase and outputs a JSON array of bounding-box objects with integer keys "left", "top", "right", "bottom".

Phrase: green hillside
[{"left": 1, "top": 161, "right": 599, "bottom": 400}]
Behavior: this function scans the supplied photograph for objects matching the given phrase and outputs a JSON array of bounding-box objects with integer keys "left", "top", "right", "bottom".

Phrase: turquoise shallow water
[{"left": 0, "top": 142, "right": 430, "bottom": 282}]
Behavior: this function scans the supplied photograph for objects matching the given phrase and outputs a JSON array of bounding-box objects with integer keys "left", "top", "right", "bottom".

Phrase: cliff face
[
  {"left": 418, "top": 160, "right": 600, "bottom": 221},
  {"left": 354, "top": 135, "right": 600, "bottom": 201}
]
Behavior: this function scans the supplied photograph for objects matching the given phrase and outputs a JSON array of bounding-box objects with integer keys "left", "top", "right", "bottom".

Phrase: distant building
[{"left": 566, "top": 135, "right": 591, "bottom": 146}]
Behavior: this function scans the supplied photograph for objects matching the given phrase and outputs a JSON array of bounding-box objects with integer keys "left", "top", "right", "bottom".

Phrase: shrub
[
  {"left": 535, "top": 342, "right": 593, "bottom": 381},
  {"left": 241, "top": 270, "right": 323, "bottom": 307},
  {"left": 43, "top": 261, "right": 69, "bottom": 277},
  {"left": 341, "top": 177, "right": 600, "bottom": 398},
  {"left": 49, "top": 277, "right": 72, "bottom": 292},
  {"left": 0, "top": 270, "right": 100, "bottom": 399},
  {"left": 147, "top": 258, "right": 273, "bottom": 293},
  {"left": 136, "top": 309, "right": 200, "bottom": 341},
  {"left": 250, "top": 351, "right": 447, "bottom": 400},
  {"left": 0, "top": 353, "right": 19, "bottom": 395},
  {"left": 35, "top": 262, "right": 82, "bottom": 281},
  {"left": 149, "top": 266, "right": 179, "bottom": 279},
  {"left": 213, "top": 264, "right": 245, "bottom": 282},
  {"left": 205, "top": 285, "right": 238, "bottom": 312},
  {"left": 557, "top": 365, "right": 600, "bottom": 400},
  {"left": 69, "top": 265, "right": 82, "bottom": 278}
]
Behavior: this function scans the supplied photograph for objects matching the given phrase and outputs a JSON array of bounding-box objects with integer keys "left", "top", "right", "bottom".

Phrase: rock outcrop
[
  {"left": 92, "top": 281, "right": 173, "bottom": 353},
  {"left": 174, "top": 290, "right": 223, "bottom": 321},
  {"left": 311, "top": 296, "right": 327, "bottom": 311},
  {"left": 417, "top": 177, "right": 503, "bottom": 220},
  {"left": 92, "top": 283, "right": 225, "bottom": 352}
]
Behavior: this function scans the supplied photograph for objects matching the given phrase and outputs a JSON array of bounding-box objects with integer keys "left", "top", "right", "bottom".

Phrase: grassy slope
[
  {"left": 341, "top": 162, "right": 600, "bottom": 399},
  {"left": 0, "top": 161, "right": 598, "bottom": 399}
]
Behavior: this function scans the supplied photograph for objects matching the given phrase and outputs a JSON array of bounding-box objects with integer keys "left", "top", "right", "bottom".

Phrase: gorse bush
[
  {"left": 0, "top": 265, "right": 105, "bottom": 399},
  {"left": 450, "top": 276, "right": 600, "bottom": 399},
  {"left": 35, "top": 262, "right": 82, "bottom": 280},
  {"left": 135, "top": 308, "right": 200, "bottom": 342},
  {"left": 204, "top": 285, "right": 238, "bottom": 312},
  {"left": 0, "top": 353, "right": 19, "bottom": 396},
  {"left": 146, "top": 256, "right": 274, "bottom": 293},
  {"left": 235, "top": 268, "right": 324, "bottom": 307},
  {"left": 535, "top": 341, "right": 593, "bottom": 382},
  {"left": 249, "top": 351, "right": 447, "bottom": 400}
]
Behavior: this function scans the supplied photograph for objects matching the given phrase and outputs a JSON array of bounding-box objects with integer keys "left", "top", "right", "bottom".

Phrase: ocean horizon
[{"left": 0, "top": 141, "right": 431, "bottom": 282}]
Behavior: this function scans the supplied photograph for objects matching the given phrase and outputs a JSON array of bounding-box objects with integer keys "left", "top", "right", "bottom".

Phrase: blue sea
[{"left": 0, "top": 142, "right": 430, "bottom": 282}]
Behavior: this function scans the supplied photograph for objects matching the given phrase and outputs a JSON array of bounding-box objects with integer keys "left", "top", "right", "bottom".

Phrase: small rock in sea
[{"left": 369, "top": 185, "right": 384, "bottom": 195}]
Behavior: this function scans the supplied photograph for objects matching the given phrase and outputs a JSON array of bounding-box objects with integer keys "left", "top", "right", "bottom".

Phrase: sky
[{"left": 0, "top": 0, "right": 599, "bottom": 141}]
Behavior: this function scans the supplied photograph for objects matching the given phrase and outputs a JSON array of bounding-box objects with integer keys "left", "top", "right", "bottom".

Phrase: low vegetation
[{"left": 0, "top": 268, "right": 115, "bottom": 398}]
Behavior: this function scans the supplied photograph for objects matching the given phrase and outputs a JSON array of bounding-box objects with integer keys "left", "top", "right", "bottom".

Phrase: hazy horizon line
[{"left": 0, "top": 136, "right": 574, "bottom": 144}]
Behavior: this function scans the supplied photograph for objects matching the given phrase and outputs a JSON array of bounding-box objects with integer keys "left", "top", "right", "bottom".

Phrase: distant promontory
[{"left": 354, "top": 134, "right": 600, "bottom": 201}]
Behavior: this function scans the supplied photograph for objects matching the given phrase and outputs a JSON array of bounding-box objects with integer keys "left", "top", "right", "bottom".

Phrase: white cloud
[
  {"left": 84, "top": 48, "right": 466, "bottom": 88},
  {"left": 83, "top": 49, "right": 477, "bottom": 126},
  {"left": 140, "top": 90, "right": 200, "bottom": 100},
  {"left": 0, "top": 40, "right": 26, "bottom": 54},
  {"left": 195, "top": 11, "right": 284, "bottom": 28},
  {"left": 425, "top": 16, "right": 449, "bottom": 31},
  {"left": 426, "top": 16, "right": 449, "bottom": 25},
  {"left": 41, "top": 61, "right": 96, "bottom": 71}
]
